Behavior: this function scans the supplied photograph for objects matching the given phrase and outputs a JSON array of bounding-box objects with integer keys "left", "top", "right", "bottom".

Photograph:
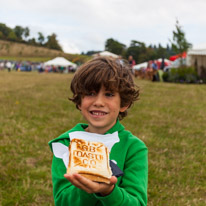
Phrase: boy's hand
[{"left": 64, "top": 173, "right": 117, "bottom": 196}]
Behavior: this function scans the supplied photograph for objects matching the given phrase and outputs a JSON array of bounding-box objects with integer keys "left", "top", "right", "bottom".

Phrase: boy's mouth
[{"left": 90, "top": 111, "right": 108, "bottom": 116}]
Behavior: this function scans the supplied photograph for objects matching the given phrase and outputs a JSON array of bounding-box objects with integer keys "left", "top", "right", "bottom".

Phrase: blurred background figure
[
  {"left": 160, "top": 57, "right": 165, "bottom": 70},
  {"left": 128, "top": 55, "right": 136, "bottom": 74},
  {"left": 128, "top": 55, "right": 136, "bottom": 67},
  {"left": 6, "top": 61, "right": 12, "bottom": 72}
]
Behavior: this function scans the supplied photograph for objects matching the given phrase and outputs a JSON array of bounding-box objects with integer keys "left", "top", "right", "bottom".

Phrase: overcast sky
[{"left": 1, "top": 0, "right": 206, "bottom": 54}]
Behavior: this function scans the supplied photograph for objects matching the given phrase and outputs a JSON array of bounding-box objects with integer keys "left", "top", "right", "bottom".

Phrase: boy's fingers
[
  {"left": 64, "top": 174, "right": 93, "bottom": 193},
  {"left": 64, "top": 174, "right": 83, "bottom": 188},
  {"left": 65, "top": 174, "right": 117, "bottom": 194},
  {"left": 73, "top": 174, "right": 99, "bottom": 191},
  {"left": 74, "top": 174, "right": 117, "bottom": 186},
  {"left": 110, "top": 176, "right": 117, "bottom": 185},
  {"left": 65, "top": 173, "right": 99, "bottom": 193},
  {"left": 73, "top": 174, "right": 112, "bottom": 193}
]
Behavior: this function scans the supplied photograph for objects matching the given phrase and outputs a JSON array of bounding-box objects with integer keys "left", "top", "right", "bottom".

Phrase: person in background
[
  {"left": 160, "top": 57, "right": 165, "bottom": 70},
  {"left": 128, "top": 55, "right": 136, "bottom": 74},
  {"left": 151, "top": 60, "right": 159, "bottom": 81}
]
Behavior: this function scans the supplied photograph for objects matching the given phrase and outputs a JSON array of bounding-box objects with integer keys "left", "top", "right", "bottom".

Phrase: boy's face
[{"left": 78, "top": 86, "right": 128, "bottom": 134}]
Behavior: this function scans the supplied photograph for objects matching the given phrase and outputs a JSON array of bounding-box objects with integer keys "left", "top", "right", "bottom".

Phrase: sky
[{"left": 1, "top": 0, "right": 206, "bottom": 54}]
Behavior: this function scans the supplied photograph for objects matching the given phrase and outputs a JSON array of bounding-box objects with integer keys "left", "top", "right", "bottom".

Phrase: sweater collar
[
  {"left": 75, "top": 119, "right": 125, "bottom": 135},
  {"left": 48, "top": 120, "right": 125, "bottom": 147},
  {"left": 105, "top": 119, "right": 124, "bottom": 134}
]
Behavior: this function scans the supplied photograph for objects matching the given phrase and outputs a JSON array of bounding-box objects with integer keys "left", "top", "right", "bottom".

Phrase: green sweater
[{"left": 48, "top": 121, "right": 148, "bottom": 206}]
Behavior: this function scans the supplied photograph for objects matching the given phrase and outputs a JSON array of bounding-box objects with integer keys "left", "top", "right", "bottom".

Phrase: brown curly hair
[{"left": 69, "top": 56, "right": 139, "bottom": 120}]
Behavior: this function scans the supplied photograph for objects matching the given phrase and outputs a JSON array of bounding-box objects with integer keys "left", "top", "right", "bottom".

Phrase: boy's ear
[
  {"left": 77, "top": 104, "right": 81, "bottom": 111},
  {"left": 120, "top": 105, "right": 129, "bottom": 112}
]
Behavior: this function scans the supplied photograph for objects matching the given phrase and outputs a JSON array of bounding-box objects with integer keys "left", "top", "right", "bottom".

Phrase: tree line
[
  {"left": 83, "top": 39, "right": 177, "bottom": 64},
  {"left": 0, "top": 23, "right": 62, "bottom": 51},
  {"left": 1, "top": 20, "right": 191, "bottom": 62},
  {"left": 83, "top": 20, "right": 192, "bottom": 64}
]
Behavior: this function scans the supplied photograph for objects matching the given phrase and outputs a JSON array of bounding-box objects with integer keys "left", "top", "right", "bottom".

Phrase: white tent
[
  {"left": 93, "top": 51, "right": 119, "bottom": 58},
  {"left": 133, "top": 62, "right": 147, "bottom": 70},
  {"left": 134, "top": 59, "right": 172, "bottom": 70},
  {"left": 157, "top": 58, "right": 171, "bottom": 64},
  {"left": 187, "top": 44, "right": 206, "bottom": 79},
  {"left": 44, "top": 57, "right": 77, "bottom": 67}
]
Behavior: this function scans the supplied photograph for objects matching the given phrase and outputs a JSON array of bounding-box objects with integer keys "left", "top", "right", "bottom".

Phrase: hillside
[{"left": 0, "top": 40, "right": 90, "bottom": 63}]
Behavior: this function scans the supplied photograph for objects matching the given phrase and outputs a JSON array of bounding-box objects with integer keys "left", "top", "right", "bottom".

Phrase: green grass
[{"left": 0, "top": 71, "right": 206, "bottom": 205}]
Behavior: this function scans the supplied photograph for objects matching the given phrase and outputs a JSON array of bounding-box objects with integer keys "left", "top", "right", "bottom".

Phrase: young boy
[{"left": 48, "top": 56, "right": 148, "bottom": 206}]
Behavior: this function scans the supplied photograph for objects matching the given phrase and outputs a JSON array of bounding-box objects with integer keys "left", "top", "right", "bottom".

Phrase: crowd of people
[
  {"left": 130, "top": 57, "right": 168, "bottom": 82},
  {"left": 42, "top": 65, "right": 76, "bottom": 73},
  {"left": 0, "top": 60, "right": 76, "bottom": 73},
  {"left": 1, "top": 56, "right": 168, "bottom": 82},
  {"left": 0, "top": 60, "right": 41, "bottom": 72}
]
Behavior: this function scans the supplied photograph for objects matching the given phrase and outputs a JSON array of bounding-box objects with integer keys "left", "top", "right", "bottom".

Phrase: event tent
[
  {"left": 157, "top": 58, "right": 171, "bottom": 64},
  {"left": 133, "top": 59, "right": 171, "bottom": 70},
  {"left": 187, "top": 44, "right": 206, "bottom": 79},
  {"left": 93, "top": 51, "right": 119, "bottom": 58},
  {"left": 44, "top": 57, "right": 77, "bottom": 67},
  {"left": 133, "top": 62, "right": 147, "bottom": 70}
]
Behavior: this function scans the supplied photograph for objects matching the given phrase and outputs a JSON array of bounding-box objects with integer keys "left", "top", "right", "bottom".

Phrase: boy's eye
[
  {"left": 86, "top": 92, "right": 96, "bottom": 96},
  {"left": 105, "top": 92, "right": 114, "bottom": 97}
]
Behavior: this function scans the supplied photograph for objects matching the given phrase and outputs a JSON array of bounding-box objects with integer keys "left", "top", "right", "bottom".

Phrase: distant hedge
[{"left": 162, "top": 67, "right": 201, "bottom": 83}]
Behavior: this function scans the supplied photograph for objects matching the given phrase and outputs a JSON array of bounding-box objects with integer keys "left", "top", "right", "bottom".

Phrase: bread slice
[{"left": 67, "top": 139, "right": 112, "bottom": 184}]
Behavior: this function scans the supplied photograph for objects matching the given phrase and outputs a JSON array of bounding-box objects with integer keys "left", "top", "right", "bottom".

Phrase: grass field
[{"left": 0, "top": 71, "right": 206, "bottom": 206}]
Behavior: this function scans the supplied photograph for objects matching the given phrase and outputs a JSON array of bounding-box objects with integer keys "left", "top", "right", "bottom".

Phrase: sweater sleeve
[
  {"left": 51, "top": 155, "right": 98, "bottom": 206},
  {"left": 93, "top": 142, "right": 148, "bottom": 206}
]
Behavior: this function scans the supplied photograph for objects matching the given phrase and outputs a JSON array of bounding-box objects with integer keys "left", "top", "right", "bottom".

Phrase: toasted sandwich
[{"left": 67, "top": 138, "right": 112, "bottom": 184}]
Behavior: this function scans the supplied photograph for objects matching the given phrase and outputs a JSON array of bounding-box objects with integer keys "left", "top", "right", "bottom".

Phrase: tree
[
  {"left": 0, "top": 23, "right": 12, "bottom": 39},
  {"left": 126, "top": 40, "right": 148, "bottom": 63},
  {"left": 7, "top": 31, "right": 18, "bottom": 41},
  {"left": 156, "top": 43, "right": 167, "bottom": 59},
  {"left": 37, "top": 32, "right": 45, "bottom": 45},
  {"left": 23, "top": 27, "right": 30, "bottom": 40},
  {"left": 85, "top": 50, "right": 102, "bottom": 56},
  {"left": 28, "top": 37, "right": 37, "bottom": 45},
  {"left": 13, "top": 25, "right": 25, "bottom": 40},
  {"left": 45, "top": 33, "right": 62, "bottom": 51},
  {"left": 0, "top": 31, "right": 3, "bottom": 39},
  {"left": 105, "top": 38, "right": 126, "bottom": 55},
  {"left": 170, "top": 20, "right": 192, "bottom": 65}
]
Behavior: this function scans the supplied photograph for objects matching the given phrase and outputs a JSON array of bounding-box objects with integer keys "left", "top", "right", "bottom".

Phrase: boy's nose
[{"left": 93, "top": 94, "right": 105, "bottom": 107}]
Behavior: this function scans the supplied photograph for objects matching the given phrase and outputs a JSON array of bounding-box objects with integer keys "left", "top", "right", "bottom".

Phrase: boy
[{"left": 48, "top": 56, "right": 148, "bottom": 205}]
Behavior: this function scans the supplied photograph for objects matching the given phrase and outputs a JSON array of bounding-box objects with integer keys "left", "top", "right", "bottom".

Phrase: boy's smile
[
  {"left": 78, "top": 86, "right": 128, "bottom": 134},
  {"left": 90, "top": 110, "right": 108, "bottom": 117}
]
